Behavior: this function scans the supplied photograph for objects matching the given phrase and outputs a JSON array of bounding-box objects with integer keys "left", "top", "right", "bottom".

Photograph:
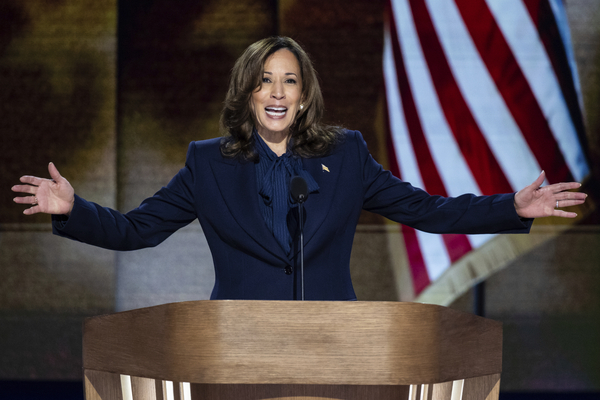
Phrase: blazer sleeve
[
  {"left": 52, "top": 143, "right": 199, "bottom": 250},
  {"left": 350, "top": 131, "right": 532, "bottom": 234}
]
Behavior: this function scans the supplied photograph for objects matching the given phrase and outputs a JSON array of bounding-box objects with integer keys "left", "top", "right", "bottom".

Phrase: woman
[{"left": 12, "top": 37, "right": 587, "bottom": 300}]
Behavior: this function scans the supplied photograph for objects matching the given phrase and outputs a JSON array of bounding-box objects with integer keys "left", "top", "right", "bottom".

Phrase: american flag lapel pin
[{"left": 321, "top": 164, "right": 330, "bottom": 172}]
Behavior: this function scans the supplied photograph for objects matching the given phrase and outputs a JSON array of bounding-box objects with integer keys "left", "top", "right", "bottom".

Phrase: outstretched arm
[
  {"left": 514, "top": 171, "right": 587, "bottom": 219},
  {"left": 12, "top": 162, "right": 75, "bottom": 216}
]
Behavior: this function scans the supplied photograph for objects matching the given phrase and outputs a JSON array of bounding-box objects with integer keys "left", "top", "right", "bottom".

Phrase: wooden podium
[{"left": 82, "top": 301, "right": 502, "bottom": 400}]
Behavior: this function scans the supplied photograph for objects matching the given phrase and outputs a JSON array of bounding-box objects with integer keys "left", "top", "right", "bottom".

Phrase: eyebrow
[{"left": 263, "top": 71, "right": 299, "bottom": 77}]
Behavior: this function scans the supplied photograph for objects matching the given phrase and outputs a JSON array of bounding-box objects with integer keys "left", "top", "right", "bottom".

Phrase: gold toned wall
[
  {"left": 0, "top": 0, "right": 117, "bottom": 379},
  {"left": 0, "top": 0, "right": 599, "bottom": 391}
]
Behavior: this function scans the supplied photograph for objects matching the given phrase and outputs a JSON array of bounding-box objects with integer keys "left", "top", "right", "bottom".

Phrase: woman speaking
[{"left": 12, "top": 37, "right": 587, "bottom": 301}]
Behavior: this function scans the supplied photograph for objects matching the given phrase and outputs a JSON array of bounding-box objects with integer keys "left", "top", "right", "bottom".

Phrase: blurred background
[{"left": 0, "top": 0, "right": 599, "bottom": 398}]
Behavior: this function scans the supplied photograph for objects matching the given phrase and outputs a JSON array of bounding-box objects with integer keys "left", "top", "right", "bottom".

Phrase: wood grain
[
  {"left": 463, "top": 374, "right": 501, "bottom": 400},
  {"left": 85, "top": 370, "right": 123, "bottom": 400},
  {"left": 83, "top": 301, "right": 501, "bottom": 386},
  {"left": 131, "top": 376, "right": 157, "bottom": 400},
  {"left": 432, "top": 380, "right": 453, "bottom": 400}
]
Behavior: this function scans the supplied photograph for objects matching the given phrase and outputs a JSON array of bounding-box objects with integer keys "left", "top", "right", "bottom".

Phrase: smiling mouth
[{"left": 265, "top": 107, "right": 287, "bottom": 117}]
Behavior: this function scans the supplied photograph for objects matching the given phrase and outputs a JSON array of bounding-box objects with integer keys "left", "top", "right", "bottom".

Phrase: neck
[{"left": 257, "top": 130, "right": 289, "bottom": 157}]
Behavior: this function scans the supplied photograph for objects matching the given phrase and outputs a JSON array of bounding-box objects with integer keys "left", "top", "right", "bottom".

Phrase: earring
[{"left": 300, "top": 104, "right": 304, "bottom": 110}]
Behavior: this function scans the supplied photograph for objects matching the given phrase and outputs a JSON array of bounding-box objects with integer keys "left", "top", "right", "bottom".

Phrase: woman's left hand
[{"left": 514, "top": 171, "right": 587, "bottom": 219}]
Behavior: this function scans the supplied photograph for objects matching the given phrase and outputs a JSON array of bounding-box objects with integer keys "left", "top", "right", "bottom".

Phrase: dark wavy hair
[{"left": 219, "top": 36, "right": 343, "bottom": 160}]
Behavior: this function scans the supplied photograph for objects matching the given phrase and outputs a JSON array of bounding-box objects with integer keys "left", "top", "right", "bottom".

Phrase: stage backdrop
[{"left": 0, "top": 0, "right": 599, "bottom": 392}]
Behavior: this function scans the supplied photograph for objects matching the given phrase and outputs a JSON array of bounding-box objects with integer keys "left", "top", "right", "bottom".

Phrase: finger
[
  {"left": 13, "top": 196, "right": 33, "bottom": 204},
  {"left": 19, "top": 175, "right": 45, "bottom": 186},
  {"left": 542, "top": 181, "right": 582, "bottom": 194},
  {"left": 530, "top": 171, "right": 545, "bottom": 189},
  {"left": 554, "top": 209, "right": 578, "bottom": 218},
  {"left": 13, "top": 195, "right": 38, "bottom": 205},
  {"left": 556, "top": 192, "right": 587, "bottom": 201},
  {"left": 557, "top": 199, "right": 587, "bottom": 208},
  {"left": 48, "top": 162, "right": 62, "bottom": 182},
  {"left": 11, "top": 184, "right": 37, "bottom": 195},
  {"left": 23, "top": 205, "right": 41, "bottom": 216}
]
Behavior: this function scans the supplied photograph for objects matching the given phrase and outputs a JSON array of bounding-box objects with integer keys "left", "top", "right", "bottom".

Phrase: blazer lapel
[
  {"left": 209, "top": 157, "right": 288, "bottom": 263},
  {"left": 300, "top": 150, "right": 346, "bottom": 249}
]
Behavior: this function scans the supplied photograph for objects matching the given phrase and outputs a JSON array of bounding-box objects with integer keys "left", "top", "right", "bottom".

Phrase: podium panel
[{"left": 83, "top": 301, "right": 502, "bottom": 400}]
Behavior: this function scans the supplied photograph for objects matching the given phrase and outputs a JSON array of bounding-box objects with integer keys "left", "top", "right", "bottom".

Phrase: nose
[{"left": 270, "top": 80, "right": 285, "bottom": 100}]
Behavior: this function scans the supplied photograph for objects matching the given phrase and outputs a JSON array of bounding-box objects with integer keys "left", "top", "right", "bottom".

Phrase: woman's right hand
[{"left": 12, "top": 162, "right": 75, "bottom": 216}]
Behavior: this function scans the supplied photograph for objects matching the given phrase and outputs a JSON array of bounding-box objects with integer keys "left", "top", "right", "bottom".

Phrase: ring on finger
[
  {"left": 33, "top": 196, "right": 38, "bottom": 205},
  {"left": 556, "top": 200, "right": 559, "bottom": 209}
]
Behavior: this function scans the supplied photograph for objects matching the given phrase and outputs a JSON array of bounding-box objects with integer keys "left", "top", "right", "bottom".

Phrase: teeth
[{"left": 265, "top": 107, "right": 287, "bottom": 117}]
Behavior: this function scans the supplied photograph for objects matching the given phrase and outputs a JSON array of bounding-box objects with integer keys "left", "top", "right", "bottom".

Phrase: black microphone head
[{"left": 290, "top": 176, "right": 308, "bottom": 203}]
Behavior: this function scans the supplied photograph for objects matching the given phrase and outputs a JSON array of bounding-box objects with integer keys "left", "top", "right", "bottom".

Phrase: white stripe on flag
[
  {"left": 486, "top": 0, "right": 589, "bottom": 181},
  {"left": 425, "top": 0, "right": 542, "bottom": 191},
  {"left": 548, "top": 0, "right": 584, "bottom": 109}
]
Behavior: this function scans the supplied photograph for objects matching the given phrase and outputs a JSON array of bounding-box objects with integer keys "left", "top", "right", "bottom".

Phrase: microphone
[
  {"left": 290, "top": 176, "right": 308, "bottom": 300},
  {"left": 290, "top": 176, "right": 308, "bottom": 204}
]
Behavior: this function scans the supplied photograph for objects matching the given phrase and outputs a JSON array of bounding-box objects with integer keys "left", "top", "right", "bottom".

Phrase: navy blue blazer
[{"left": 53, "top": 130, "right": 532, "bottom": 300}]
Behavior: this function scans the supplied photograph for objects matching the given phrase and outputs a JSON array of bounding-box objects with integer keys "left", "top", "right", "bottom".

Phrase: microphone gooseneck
[{"left": 290, "top": 176, "right": 308, "bottom": 301}]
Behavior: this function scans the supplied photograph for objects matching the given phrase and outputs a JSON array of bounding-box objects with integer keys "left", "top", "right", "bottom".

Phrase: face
[{"left": 250, "top": 49, "right": 303, "bottom": 139}]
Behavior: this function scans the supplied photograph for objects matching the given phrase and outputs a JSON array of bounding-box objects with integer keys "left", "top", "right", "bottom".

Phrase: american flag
[{"left": 383, "top": 0, "right": 590, "bottom": 299}]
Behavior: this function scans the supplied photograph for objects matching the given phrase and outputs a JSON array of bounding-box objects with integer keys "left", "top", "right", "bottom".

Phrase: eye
[
  {"left": 286, "top": 78, "right": 297, "bottom": 84},
  {"left": 262, "top": 77, "right": 271, "bottom": 83}
]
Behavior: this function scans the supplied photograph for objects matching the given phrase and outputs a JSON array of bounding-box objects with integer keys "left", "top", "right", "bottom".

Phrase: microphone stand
[
  {"left": 298, "top": 193, "right": 305, "bottom": 301},
  {"left": 290, "top": 176, "right": 308, "bottom": 301}
]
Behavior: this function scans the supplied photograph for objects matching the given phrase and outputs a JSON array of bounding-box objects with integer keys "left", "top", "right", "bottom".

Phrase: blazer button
[{"left": 284, "top": 266, "right": 293, "bottom": 275}]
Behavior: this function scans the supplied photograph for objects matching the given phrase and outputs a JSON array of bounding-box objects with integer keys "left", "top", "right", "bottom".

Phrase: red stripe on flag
[
  {"left": 443, "top": 234, "right": 473, "bottom": 263},
  {"left": 524, "top": 0, "right": 589, "bottom": 159},
  {"left": 410, "top": 0, "right": 513, "bottom": 195},
  {"left": 455, "top": 0, "right": 573, "bottom": 183},
  {"left": 388, "top": 3, "right": 472, "bottom": 275},
  {"left": 383, "top": 82, "right": 431, "bottom": 295},
  {"left": 402, "top": 224, "right": 431, "bottom": 295}
]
